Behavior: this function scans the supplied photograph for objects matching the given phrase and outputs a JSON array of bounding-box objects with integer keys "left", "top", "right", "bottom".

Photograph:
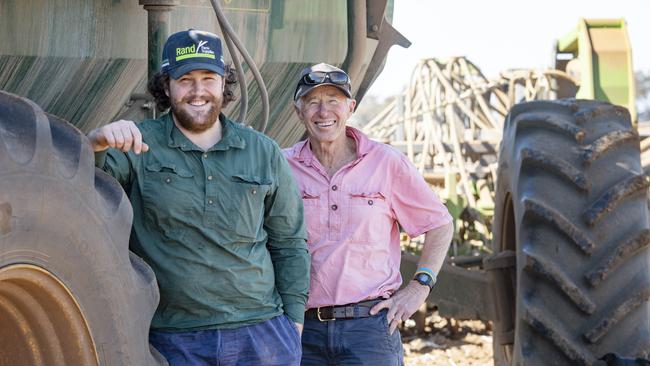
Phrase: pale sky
[{"left": 367, "top": 0, "right": 650, "bottom": 100}]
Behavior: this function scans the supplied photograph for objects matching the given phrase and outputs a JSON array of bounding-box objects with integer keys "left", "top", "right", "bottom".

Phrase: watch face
[{"left": 415, "top": 272, "right": 433, "bottom": 287}]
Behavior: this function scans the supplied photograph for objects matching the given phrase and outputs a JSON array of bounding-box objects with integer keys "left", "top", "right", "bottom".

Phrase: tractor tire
[
  {"left": 0, "top": 91, "right": 166, "bottom": 365},
  {"left": 491, "top": 99, "right": 650, "bottom": 365}
]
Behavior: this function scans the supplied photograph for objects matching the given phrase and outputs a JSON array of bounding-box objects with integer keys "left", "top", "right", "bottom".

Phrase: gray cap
[{"left": 294, "top": 63, "right": 352, "bottom": 101}]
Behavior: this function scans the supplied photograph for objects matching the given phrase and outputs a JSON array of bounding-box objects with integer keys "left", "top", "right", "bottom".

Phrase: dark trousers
[
  {"left": 150, "top": 315, "right": 301, "bottom": 366},
  {"left": 301, "top": 310, "right": 404, "bottom": 366}
]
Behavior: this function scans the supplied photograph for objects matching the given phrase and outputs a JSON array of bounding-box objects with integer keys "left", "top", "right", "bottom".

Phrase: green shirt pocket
[
  {"left": 226, "top": 174, "right": 272, "bottom": 239},
  {"left": 142, "top": 162, "right": 196, "bottom": 232}
]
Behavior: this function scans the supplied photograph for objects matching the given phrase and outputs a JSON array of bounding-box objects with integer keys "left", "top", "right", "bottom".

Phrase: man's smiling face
[
  {"left": 167, "top": 69, "right": 224, "bottom": 132},
  {"left": 295, "top": 85, "right": 356, "bottom": 144}
]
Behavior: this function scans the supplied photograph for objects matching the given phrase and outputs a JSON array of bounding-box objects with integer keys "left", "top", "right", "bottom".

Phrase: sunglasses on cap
[{"left": 301, "top": 71, "right": 350, "bottom": 86}]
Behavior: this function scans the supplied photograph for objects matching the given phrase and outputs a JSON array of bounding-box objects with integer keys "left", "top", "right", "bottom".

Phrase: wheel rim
[
  {"left": 499, "top": 194, "right": 517, "bottom": 364},
  {"left": 0, "top": 264, "right": 98, "bottom": 366}
]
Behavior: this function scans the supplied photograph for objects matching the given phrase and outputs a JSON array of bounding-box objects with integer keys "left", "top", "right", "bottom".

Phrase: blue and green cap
[{"left": 161, "top": 29, "right": 225, "bottom": 79}]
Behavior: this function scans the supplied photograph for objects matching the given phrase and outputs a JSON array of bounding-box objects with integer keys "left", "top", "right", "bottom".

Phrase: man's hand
[
  {"left": 369, "top": 282, "right": 430, "bottom": 334},
  {"left": 294, "top": 322, "right": 303, "bottom": 336},
  {"left": 87, "top": 120, "right": 149, "bottom": 154}
]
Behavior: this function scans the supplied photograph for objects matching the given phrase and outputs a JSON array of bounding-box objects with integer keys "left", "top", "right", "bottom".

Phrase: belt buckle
[{"left": 317, "top": 307, "right": 335, "bottom": 322}]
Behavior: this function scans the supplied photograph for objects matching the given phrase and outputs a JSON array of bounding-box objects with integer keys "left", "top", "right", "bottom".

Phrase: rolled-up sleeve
[
  {"left": 264, "top": 146, "right": 310, "bottom": 324},
  {"left": 94, "top": 149, "right": 134, "bottom": 187},
  {"left": 390, "top": 155, "right": 452, "bottom": 238}
]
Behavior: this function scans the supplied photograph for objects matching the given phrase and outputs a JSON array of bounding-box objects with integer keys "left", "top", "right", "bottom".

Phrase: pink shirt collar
[{"left": 293, "top": 126, "right": 371, "bottom": 166}]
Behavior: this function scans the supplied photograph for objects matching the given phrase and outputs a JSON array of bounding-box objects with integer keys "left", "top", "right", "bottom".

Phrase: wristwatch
[{"left": 413, "top": 272, "right": 436, "bottom": 291}]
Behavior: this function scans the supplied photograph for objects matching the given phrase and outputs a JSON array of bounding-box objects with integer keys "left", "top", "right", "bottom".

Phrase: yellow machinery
[{"left": 555, "top": 18, "right": 636, "bottom": 121}]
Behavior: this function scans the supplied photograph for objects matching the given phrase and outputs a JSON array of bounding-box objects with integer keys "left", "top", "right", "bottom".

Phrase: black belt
[{"left": 305, "top": 299, "right": 383, "bottom": 322}]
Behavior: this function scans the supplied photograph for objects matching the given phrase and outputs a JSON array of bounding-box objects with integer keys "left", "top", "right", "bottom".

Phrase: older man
[
  {"left": 87, "top": 29, "right": 309, "bottom": 366},
  {"left": 283, "top": 63, "right": 454, "bottom": 365}
]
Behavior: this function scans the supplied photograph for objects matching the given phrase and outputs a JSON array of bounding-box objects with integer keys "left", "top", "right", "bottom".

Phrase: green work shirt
[{"left": 95, "top": 113, "right": 310, "bottom": 331}]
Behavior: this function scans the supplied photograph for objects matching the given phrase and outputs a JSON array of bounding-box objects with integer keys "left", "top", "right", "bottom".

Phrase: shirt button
[
  {"left": 368, "top": 200, "right": 374, "bottom": 205},
  {"left": 208, "top": 199, "right": 213, "bottom": 204},
  {"left": 251, "top": 189, "right": 257, "bottom": 195},
  {"left": 332, "top": 185, "right": 338, "bottom": 191},
  {"left": 203, "top": 153, "right": 208, "bottom": 159},
  {"left": 165, "top": 178, "right": 171, "bottom": 183},
  {"left": 207, "top": 175, "right": 213, "bottom": 181},
  {"left": 331, "top": 204, "right": 338, "bottom": 211}
]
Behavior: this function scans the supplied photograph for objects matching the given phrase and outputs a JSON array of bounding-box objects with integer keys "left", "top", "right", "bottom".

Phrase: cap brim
[
  {"left": 294, "top": 82, "right": 352, "bottom": 101},
  {"left": 168, "top": 63, "right": 225, "bottom": 79}
]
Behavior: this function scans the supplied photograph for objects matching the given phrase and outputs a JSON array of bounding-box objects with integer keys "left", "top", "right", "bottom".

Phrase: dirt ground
[{"left": 401, "top": 312, "right": 494, "bottom": 366}]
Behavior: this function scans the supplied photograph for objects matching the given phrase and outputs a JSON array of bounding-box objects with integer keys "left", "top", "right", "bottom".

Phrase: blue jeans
[
  {"left": 149, "top": 315, "right": 301, "bottom": 366},
  {"left": 301, "top": 310, "right": 404, "bottom": 366}
]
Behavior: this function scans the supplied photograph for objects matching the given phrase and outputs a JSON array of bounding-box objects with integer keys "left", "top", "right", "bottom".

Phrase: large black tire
[
  {"left": 491, "top": 99, "right": 650, "bottom": 365},
  {"left": 0, "top": 91, "right": 166, "bottom": 365}
]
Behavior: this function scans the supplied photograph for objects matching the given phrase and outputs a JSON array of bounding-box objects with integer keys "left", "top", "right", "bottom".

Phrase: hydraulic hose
[{"left": 209, "top": 0, "right": 270, "bottom": 132}]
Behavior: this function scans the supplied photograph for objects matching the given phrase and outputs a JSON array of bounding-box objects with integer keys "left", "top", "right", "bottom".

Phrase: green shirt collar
[{"left": 164, "top": 113, "right": 246, "bottom": 152}]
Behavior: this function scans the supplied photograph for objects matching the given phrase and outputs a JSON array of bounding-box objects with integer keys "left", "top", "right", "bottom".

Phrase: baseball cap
[
  {"left": 294, "top": 63, "right": 352, "bottom": 101},
  {"left": 161, "top": 29, "right": 225, "bottom": 79}
]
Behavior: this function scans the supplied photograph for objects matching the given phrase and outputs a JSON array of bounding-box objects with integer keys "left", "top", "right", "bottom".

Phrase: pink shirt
[{"left": 283, "top": 127, "right": 452, "bottom": 309}]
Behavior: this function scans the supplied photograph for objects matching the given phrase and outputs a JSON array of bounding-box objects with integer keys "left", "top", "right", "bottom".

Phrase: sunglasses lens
[
  {"left": 328, "top": 71, "right": 349, "bottom": 85},
  {"left": 304, "top": 72, "right": 327, "bottom": 84}
]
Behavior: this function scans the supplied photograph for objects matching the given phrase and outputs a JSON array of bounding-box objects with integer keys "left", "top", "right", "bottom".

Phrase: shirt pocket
[
  {"left": 142, "top": 162, "right": 196, "bottom": 226},
  {"left": 226, "top": 174, "right": 272, "bottom": 240},
  {"left": 348, "top": 191, "right": 390, "bottom": 244},
  {"left": 301, "top": 188, "right": 323, "bottom": 245}
]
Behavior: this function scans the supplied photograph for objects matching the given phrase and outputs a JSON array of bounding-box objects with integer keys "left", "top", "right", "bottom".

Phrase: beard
[{"left": 170, "top": 93, "right": 222, "bottom": 133}]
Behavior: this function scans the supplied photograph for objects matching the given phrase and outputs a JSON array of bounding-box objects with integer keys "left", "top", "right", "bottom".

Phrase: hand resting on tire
[{"left": 88, "top": 119, "right": 149, "bottom": 154}]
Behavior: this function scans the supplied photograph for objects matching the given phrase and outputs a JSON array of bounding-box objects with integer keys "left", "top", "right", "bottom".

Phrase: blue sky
[{"left": 367, "top": 0, "right": 650, "bottom": 99}]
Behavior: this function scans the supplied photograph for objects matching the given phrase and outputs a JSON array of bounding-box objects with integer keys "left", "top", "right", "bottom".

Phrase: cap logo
[{"left": 175, "top": 40, "right": 216, "bottom": 61}]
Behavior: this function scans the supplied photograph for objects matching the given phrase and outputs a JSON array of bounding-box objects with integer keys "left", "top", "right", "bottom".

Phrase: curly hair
[{"left": 147, "top": 64, "right": 239, "bottom": 112}]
